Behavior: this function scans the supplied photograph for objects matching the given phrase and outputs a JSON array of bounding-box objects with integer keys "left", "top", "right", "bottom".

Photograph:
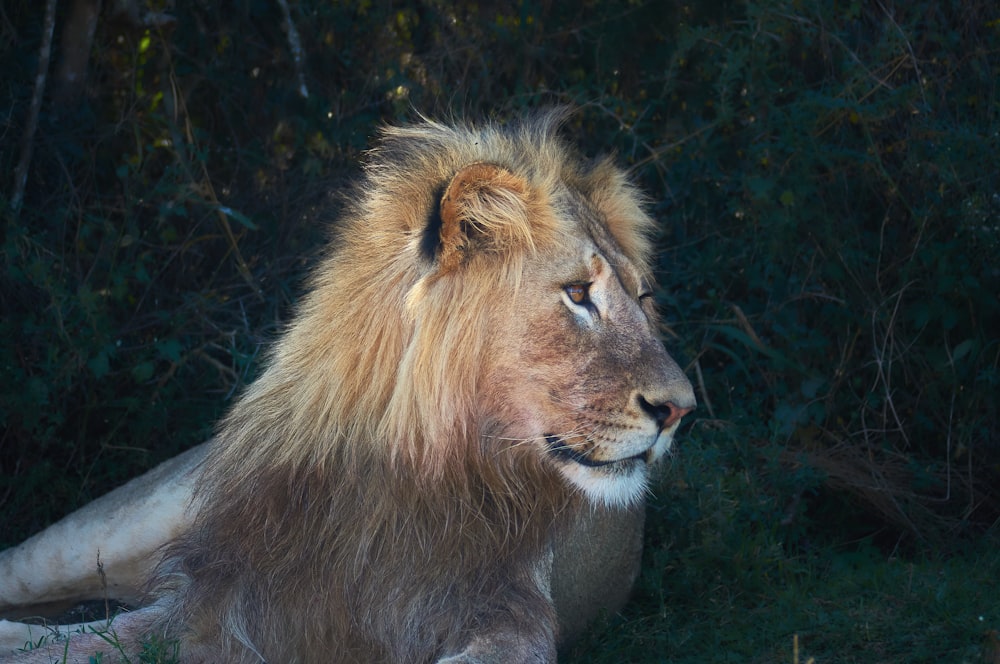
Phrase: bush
[{"left": 644, "top": 0, "right": 1000, "bottom": 542}]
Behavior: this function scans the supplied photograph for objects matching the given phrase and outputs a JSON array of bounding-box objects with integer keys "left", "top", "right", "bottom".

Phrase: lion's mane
[{"left": 151, "top": 114, "right": 657, "bottom": 663}]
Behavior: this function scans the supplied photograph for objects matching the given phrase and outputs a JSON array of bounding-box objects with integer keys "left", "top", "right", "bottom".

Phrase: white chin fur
[
  {"left": 557, "top": 461, "right": 650, "bottom": 509},
  {"left": 558, "top": 431, "right": 675, "bottom": 508}
]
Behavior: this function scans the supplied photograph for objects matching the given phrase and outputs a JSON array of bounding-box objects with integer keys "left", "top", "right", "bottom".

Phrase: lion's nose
[{"left": 637, "top": 395, "right": 695, "bottom": 430}]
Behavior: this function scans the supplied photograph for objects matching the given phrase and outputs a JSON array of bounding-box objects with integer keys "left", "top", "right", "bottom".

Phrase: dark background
[{"left": 2, "top": 1, "right": 998, "bottom": 661}]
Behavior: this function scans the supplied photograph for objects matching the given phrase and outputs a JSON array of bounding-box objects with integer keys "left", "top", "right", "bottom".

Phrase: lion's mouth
[{"left": 544, "top": 434, "right": 649, "bottom": 468}]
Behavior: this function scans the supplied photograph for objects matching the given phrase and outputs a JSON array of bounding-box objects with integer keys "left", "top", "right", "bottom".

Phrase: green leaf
[
  {"left": 88, "top": 352, "right": 110, "bottom": 379},
  {"left": 218, "top": 206, "right": 258, "bottom": 230},
  {"left": 156, "top": 339, "right": 184, "bottom": 362},
  {"left": 950, "top": 338, "right": 977, "bottom": 364},
  {"left": 800, "top": 376, "right": 824, "bottom": 399},
  {"left": 131, "top": 361, "right": 155, "bottom": 383}
]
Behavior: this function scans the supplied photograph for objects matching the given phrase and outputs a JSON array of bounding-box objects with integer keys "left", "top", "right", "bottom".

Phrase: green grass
[
  {"left": 16, "top": 625, "right": 180, "bottom": 664},
  {"left": 568, "top": 510, "right": 1000, "bottom": 662}
]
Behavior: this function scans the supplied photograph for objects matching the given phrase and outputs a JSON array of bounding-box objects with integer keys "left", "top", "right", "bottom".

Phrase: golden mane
[{"left": 152, "top": 113, "right": 664, "bottom": 662}]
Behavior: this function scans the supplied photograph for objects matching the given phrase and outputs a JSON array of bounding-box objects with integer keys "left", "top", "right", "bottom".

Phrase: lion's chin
[
  {"left": 543, "top": 431, "right": 676, "bottom": 508},
  {"left": 557, "top": 460, "right": 650, "bottom": 508},
  {"left": 543, "top": 447, "right": 646, "bottom": 509}
]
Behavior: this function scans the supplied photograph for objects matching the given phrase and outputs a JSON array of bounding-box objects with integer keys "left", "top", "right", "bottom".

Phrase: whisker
[{"left": 484, "top": 423, "right": 598, "bottom": 455}]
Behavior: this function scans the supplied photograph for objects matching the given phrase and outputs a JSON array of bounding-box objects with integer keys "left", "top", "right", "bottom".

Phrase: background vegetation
[{"left": 1, "top": 0, "right": 997, "bottom": 661}]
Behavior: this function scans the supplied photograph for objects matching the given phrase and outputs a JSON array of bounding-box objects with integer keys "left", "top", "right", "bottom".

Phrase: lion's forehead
[{"left": 554, "top": 189, "right": 646, "bottom": 295}]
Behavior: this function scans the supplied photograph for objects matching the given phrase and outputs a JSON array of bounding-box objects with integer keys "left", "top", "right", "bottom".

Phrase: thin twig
[
  {"left": 10, "top": 0, "right": 58, "bottom": 215},
  {"left": 692, "top": 357, "right": 715, "bottom": 419},
  {"left": 876, "top": 0, "right": 928, "bottom": 108},
  {"left": 276, "top": 0, "right": 309, "bottom": 98}
]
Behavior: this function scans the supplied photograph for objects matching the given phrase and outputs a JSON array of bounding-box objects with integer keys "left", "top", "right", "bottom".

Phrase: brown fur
[{"left": 136, "top": 113, "right": 693, "bottom": 663}]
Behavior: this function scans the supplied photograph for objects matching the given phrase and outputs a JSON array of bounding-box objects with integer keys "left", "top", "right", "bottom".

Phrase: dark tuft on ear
[{"left": 420, "top": 183, "right": 447, "bottom": 262}]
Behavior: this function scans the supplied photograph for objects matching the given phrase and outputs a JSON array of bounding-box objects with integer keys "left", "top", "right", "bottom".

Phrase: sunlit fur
[{"left": 142, "top": 113, "right": 677, "bottom": 663}]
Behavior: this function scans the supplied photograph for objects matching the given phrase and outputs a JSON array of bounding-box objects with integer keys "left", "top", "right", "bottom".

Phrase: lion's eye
[{"left": 565, "top": 283, "right": 590, "bottom": 305}]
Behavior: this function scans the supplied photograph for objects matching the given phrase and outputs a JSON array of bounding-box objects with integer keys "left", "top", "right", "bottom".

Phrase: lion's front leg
[
  {"left": 0, "top": 443, "right": 207, "bottom": 616},
  {"left": 437, "top": 547, "right": 557, "bottom": 664},
  {"left": 436, "top": 627, "right": 557, "bottom": 664},
  {"left": 436, "top": 609, "right": 557, "bottom": 664}
]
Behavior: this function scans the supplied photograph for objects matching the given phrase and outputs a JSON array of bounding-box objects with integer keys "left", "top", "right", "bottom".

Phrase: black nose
[{"left": 637, "top": 395, "right": 695, "bottom": 430}]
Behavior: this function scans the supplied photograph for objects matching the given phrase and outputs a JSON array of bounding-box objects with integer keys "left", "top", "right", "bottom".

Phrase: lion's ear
[{"left": 432, "top": 162, "right": 536, "bottom": 272}]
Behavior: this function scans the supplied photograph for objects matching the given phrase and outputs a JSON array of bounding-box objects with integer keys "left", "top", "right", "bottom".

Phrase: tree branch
[
  {"left": 11, "top": 0, "right": 59, "bottom": 215},
  {"left": 276, "top": 0, "right": 308, "bottom": 98}
]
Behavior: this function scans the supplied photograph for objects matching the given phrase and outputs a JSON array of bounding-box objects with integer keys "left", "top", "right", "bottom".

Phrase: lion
[{"left": 0, "top": 113, "right": 695, "bottom": 663}]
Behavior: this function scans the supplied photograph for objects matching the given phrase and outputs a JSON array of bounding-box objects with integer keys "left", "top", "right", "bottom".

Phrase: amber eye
[{"left": 565, "top": 283, "right": 590, "bottom": 305}]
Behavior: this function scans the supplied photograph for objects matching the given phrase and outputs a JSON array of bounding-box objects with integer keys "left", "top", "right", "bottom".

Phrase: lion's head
[
  {"left": 216, "top": 113, "right": 694, "bottom": 509},
  {"left": 213, "top": 113, "right": 694, "bottom": 510}
]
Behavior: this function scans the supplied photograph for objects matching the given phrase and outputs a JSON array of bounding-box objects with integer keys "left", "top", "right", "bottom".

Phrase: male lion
[{"left": 0, "top": 114, "right": 695, "bottom": 663}]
